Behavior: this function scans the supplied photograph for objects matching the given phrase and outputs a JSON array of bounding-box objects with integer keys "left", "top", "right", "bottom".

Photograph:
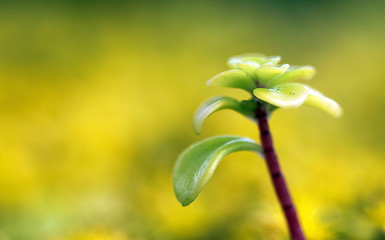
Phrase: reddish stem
[{"left": 255, "top": 105, "right": 306, "bottom": 240}]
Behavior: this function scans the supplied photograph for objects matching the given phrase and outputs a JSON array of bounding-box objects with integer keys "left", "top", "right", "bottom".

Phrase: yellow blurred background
[{"left": 0, "top": 0, "right": 384, "bottom": 239}]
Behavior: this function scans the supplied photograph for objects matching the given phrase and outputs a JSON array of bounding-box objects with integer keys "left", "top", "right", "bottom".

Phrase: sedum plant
[{"left": 173, "top": 53, "right": 342, "bottom": 240}]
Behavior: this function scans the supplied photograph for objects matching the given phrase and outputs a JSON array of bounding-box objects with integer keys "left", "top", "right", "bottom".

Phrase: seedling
[{"left": 173, "top": 53, "right": 342, "bottom": 240}]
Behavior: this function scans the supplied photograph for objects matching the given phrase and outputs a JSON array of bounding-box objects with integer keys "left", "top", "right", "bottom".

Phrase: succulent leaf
[
  {"left": 193, "top": 96, "right": 256, "bottom": 134},
  {"left": 227, "top": 53, "right": 267, "bottom": 69},
  {"left": 304, "top": 86, "right": 343, "bottom": 118},
  {"left": 227, "top": 53, "right": 281, "bottom": 69},
  {"left": 255, "top": 64, "right": 289, "bottom": 86},
  {"left": 236, "top": 63, "right": 260, "bottom": 79},
  {"left": 206, "top": 69, "right": 256, "bottom": 93},
  {"left": 173, "top": 136, "right": 261, "bottom": 206},
  {"left": 253, "top": 83, "right": 308, "bottom": 108},
  {"left": 268, "top": 66, "right": 315, "bottom": 87},
  {"left": 260, "top": 56, "right": 282, "bottom": 67}
]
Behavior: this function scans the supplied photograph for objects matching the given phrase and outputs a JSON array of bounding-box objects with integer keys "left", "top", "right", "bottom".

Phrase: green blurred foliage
[{"left": 0, "top": 0, "right": 384, "bottom": 239}]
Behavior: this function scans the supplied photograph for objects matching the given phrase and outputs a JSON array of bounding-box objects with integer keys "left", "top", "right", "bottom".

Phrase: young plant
[{"left": 173, "top": 53, "right": 342, "bottom": 240}]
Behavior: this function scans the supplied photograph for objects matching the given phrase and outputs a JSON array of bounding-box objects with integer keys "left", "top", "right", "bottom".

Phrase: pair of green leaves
[
  {"left": 173, "top": 53, "right": 342, "bottom": 207},
  {"left": 174, "top": 95, "right": 260, "bottom": 206}
]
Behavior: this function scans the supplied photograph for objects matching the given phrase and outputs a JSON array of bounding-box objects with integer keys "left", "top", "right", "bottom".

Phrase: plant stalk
[{"left": 255, "top": 104, "right": 306, "bottom": 240}]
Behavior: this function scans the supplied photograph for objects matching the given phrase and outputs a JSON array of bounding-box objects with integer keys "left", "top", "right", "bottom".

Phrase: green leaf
[
  {"left": 193, "top": 96, "right": 256, "bottom": 134},
  {"left": 268, "top": 66, "right": 315, "bottom": 87},
  {"left": 260, "top": 56, "right": 282, "bottom": 67},
  {"left": 173, "top": 136, "right": 261, "bottom": 206},
  {"left": 227, "top": 53, "right": 267, "bottom": 69},
  {"left": 206, "top": 69, "right": 256, "bottom": 93},
  {"left": 255, "top": 64, "right": 289, "bottom": 86},
  {"left": 253, "top": 83, "right": 308, "bottom": 108},
  {"left": 227, "top": 53, "right": 281, "bottom": 69},
  {"left": 236, "top": 63, "right": 260, "bottom": 80},
  {"left": 304, "top": 86, "right": 343, "bottom": 118}
]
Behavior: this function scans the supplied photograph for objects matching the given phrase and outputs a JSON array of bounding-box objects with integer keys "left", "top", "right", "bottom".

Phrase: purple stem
[{"left": 255, "top": 105, "right": 306, "bottom": 240}]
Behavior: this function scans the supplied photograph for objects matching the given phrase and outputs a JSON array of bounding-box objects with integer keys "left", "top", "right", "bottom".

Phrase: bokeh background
[{"left": 0, "top": 0, "right": 384, "bottom": 239}]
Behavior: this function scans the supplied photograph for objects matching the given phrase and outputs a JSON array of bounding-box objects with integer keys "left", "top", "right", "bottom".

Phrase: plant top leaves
[{"left": 207, "top": 53, "right": 342, "bottom": 117}]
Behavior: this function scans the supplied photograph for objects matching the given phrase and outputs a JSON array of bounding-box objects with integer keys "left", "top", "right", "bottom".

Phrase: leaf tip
[
  {"left": 180, "top": 201, "right": 191, "bottom": 207},
  {"left": 193, "top": 127, "right": 201, "bottom": 135},
  {"left": 206, "top": 78, "right": 214, "bottom": 87},
  {"left": 331, "top": 103, "right": 343, "bottom": 118},
  {"left": 302, "top": 65, "right": 316, "bottom": 80},
  {"left": 175, "top": 190, "right": 194, "bottom": 207},
  {"left": 193, "top": 112, "right": 203, "bottom": 135}
]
